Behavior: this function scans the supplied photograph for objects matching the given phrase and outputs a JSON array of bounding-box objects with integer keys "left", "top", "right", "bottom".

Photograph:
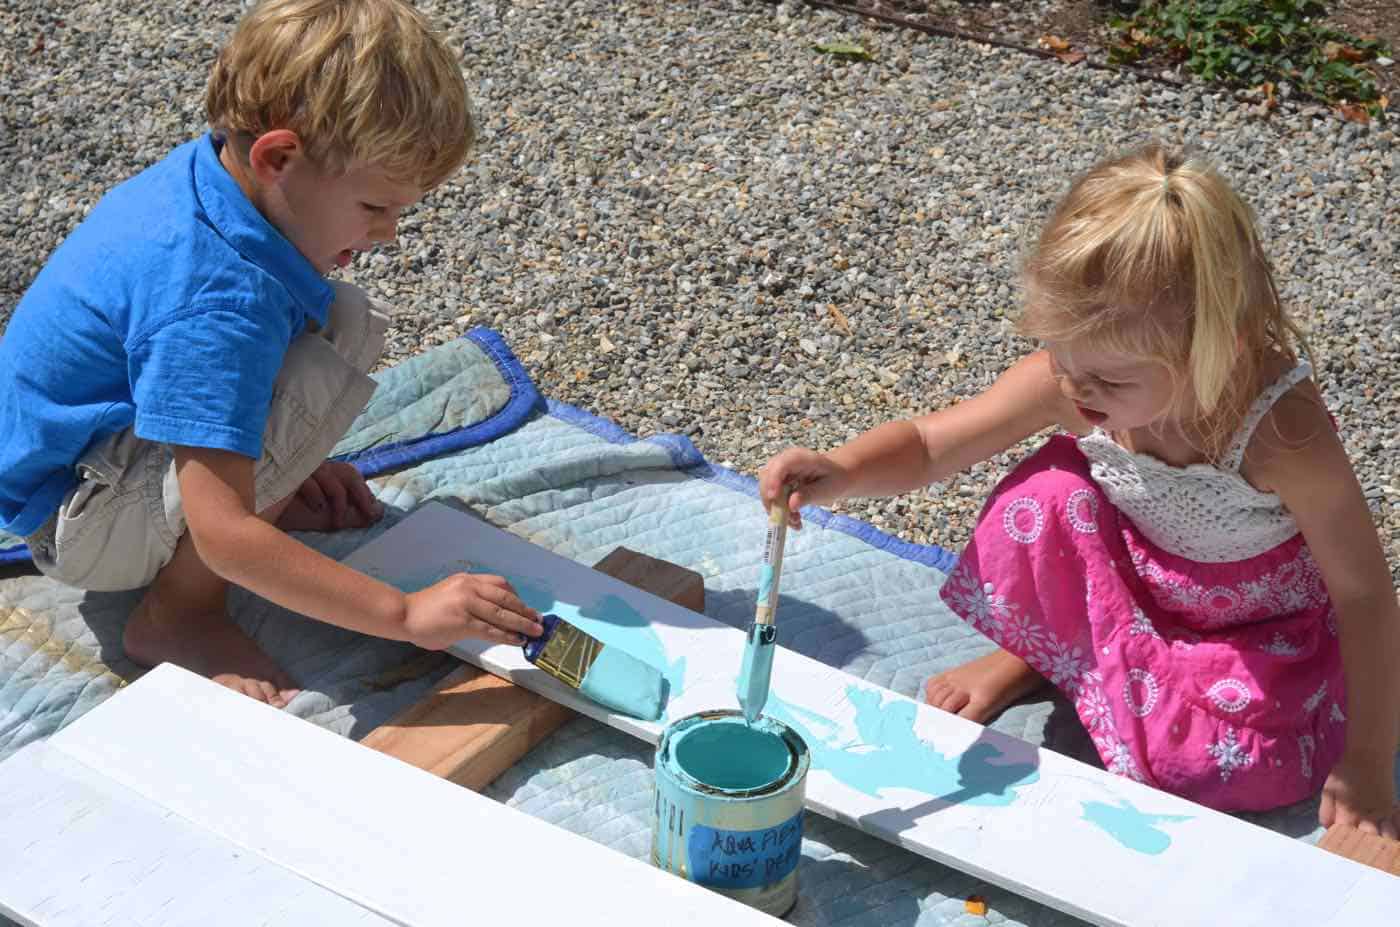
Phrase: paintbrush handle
[{"left": 755, "top": 497, "right": 789, "bottom": 626}]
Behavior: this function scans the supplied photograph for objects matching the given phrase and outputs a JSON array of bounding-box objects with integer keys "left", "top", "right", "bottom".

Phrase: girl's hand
[
  {"left": 758, "top": 447, "right": 849, "bottom": 530},
  {"left": 1320, "top": 752, "right": 1400, "bottom": 839}
]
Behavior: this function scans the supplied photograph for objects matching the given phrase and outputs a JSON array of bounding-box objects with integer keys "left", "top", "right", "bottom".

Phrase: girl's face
[{"left": 1047, "top": 340, "right": 1185, "bottom": 432}]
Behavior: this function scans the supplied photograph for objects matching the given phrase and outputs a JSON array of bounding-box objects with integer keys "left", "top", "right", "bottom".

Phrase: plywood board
[
  {"left": 342, "top": 501, "right": 1400, "bottom": 927},
  {"left": 41, "top": 663, "right": 781, "bottom": 927}
]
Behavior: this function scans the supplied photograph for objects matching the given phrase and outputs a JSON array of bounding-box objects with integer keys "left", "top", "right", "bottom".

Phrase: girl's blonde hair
[
  {"left": 1018, "top": 143, "right": 1311, "bottom": 460},
  {"left": 205, "top": 0, "right": 475, "bottom": 189}
]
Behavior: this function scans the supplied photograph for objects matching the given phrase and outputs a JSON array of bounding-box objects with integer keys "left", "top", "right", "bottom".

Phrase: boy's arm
[{"left": 175, "top": 447, "right": 412, "bottom": 637}]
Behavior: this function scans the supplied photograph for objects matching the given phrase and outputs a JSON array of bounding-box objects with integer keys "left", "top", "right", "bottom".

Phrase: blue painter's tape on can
[{"left": 652, "top": 709, "right": 811, "bottom": 918}]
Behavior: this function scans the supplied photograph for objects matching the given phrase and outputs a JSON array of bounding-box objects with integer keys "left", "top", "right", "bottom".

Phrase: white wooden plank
[
  {"left": 0, "top": 743, "right": 390, "bottom": 927},
  {"left": 45, "top": 663, "right": 781, "bottom": 927},
  {"left": 343, "top": 501, "right": 1400, "bottom": 927}
]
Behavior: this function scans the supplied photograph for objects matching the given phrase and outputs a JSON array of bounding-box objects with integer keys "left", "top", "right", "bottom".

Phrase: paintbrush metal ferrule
[{"left": 522, "top": 614, "right": 601, "bottom": 690}]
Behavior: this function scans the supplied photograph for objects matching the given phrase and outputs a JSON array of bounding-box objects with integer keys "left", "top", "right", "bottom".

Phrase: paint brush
[
  {"left": 523, "top": 614, "right": 669, "bottom": 721},
  {"left": 738, "top": 494, "right": 789, "bottom": 723}
]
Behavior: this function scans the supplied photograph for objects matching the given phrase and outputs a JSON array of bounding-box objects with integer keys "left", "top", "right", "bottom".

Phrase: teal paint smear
[
  {"left": 1081, "top": 800, "right": 1193, "bottom": 855},
  {"left": 765, "top": 685, "right": 1038, "bottom": 806}
]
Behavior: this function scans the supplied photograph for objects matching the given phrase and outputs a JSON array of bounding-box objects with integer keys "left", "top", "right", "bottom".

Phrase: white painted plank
[
  {"left": 343, "top": 501, "right": 1400, "bottom": 927},
  {"left": 0, "top": 743, "right": 390, "bottom": 927},
  {"left": 45, "top": 663, "right": 781, "bottom": 927}
]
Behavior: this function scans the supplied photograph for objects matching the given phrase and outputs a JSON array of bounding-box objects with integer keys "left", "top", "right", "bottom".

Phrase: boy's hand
[
  {"left": 1320, "top": 751, "right": 1400, "bottom": 839},
  {"left": 758, "top": 447, "right": 849, "bottom": 530},
  {"left": 295, "top": 460, "right": 384, "bottom": 530},
  {"left": 403, "top": 573, "right": 545, "bottom": 650}
]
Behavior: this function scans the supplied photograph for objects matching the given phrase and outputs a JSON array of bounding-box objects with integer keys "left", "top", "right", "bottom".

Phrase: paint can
[{"left": 651, "top": 709, "right": 811, "bottom": 918}]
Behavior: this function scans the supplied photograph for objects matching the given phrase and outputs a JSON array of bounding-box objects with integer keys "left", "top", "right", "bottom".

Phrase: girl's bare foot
[
  {"left": 924, "top": 649, "right": 1047, "bottom": 722},
  {"left": 124, "top": 593, "right": 300, "bottom": 708}
]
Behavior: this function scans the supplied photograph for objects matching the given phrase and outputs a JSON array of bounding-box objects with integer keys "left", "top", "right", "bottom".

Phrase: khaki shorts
[{"left": 25, "top": 281, "right": 389, "bottom": 592}]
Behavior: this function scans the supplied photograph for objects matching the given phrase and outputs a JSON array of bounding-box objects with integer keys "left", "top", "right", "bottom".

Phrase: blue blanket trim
[
  {"left": 544, "top": 398, "right": 960, "bottom": 573},
  {"left": 334, "top": 327, "right": 546, "bottom": 478}
]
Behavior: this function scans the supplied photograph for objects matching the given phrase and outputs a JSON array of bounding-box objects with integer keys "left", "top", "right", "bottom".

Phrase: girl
[{"left": 759, "top": 144, "right": 1400, "bottom": 833}]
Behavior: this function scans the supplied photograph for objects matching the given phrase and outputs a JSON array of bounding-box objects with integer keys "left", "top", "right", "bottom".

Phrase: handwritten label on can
[{"left": 688, "top": 811, "right": 803, "bottom": 889}]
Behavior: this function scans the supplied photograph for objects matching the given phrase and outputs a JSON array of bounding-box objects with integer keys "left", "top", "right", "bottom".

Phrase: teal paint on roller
[
  {"left": 652, "top": 710, "right": 811, "bottom": 917},
  {"left": 738, "top": 498, "right": 789, "bottom": 723},
  {"left": 523, "top": 614, "right": 669, "bottom": 721}
]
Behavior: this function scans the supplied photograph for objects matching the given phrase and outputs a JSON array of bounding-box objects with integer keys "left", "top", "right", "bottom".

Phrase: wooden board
[
  {"left": 359, "top": 546, "right": 703, "bottom": 790},
  {"left": 359, "top": 663, "right": 573, "bottom": 790},
  {"left": 22, "top": 664, "right": 782, "bottom": 927},
  {"left": 343, "top": 501, "right": 1400, "bottom": 927},
  {"left": 1318, "top": 824, "right": 1400, "bottom": 877}
]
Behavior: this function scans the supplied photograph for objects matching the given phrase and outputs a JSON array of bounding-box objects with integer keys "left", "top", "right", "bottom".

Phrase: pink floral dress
[{"left": 939, "top": 362, "right": 1345, "bottom": 811}]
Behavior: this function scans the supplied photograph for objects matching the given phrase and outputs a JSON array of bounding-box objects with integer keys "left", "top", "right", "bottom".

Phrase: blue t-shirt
[{"left": 0, "top": 133, "right": 333, "bottom": 537}]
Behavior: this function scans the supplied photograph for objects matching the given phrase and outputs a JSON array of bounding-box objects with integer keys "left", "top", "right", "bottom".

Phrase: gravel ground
[{"left": 2, "top": 0, "right": 1397, "bottom": 577}]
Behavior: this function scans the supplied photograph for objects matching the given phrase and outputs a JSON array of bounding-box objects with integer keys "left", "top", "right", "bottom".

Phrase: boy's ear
[{"left": 246, "top": 130, "right": 306, "bottom": 183}]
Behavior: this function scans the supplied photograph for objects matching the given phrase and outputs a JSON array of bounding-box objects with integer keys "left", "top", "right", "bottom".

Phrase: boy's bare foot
[
  {"left": 924, "top": 649, "right": 1047, "bottom": 722},
  {"left": 124, "top": 593, "right": 300, "bottom": 708}
]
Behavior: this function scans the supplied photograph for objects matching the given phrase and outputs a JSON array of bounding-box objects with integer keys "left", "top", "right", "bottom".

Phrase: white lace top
[{"left": 1076, "top": 362, "right": 1312, "bottom": 563}]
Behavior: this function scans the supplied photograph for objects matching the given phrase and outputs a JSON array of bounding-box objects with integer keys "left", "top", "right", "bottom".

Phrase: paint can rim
[{"left": 657, "top": 709, "right": 810, "bottom": 799}]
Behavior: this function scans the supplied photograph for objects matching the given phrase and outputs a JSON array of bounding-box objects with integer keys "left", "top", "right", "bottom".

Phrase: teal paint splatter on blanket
[{"left": 766, "top": 685, "right": 1038, "bottom": 806}]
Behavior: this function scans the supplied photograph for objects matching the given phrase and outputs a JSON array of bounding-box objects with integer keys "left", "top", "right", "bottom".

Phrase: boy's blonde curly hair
[
  {"left": 206, "top": 0, "right": 475, "bottom": 189},
  {"left": 1018, "top": 143, "right": 1312, "bottom": 461}
]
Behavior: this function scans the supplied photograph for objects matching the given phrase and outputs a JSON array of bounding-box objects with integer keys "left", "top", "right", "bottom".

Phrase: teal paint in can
[{"left": 652, "top": 710, "right": 811, "bottom": 918}]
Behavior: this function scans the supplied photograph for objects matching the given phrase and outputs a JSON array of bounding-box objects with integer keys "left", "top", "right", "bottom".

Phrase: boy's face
[
  {"left": 275, "top": 157, "right": 424, "bottom": 274},
  {"left": 224, "top": 132, "right": 425, "bottom": 275}
]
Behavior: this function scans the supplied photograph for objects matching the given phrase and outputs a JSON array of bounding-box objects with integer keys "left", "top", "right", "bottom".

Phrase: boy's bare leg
[
  {"left": 123, "top": 494, "right": 301, "bottom": 706},
  {"left": 924, "top": 648, "right": 1047, "bottom": 722}
]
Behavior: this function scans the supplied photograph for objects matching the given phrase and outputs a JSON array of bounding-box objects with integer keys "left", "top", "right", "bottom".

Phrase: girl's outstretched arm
[
  {"left": 1251, "top": 382, "right": 1400, "bottom": 837},
  {"left": 759, "top": 351, "right": 1073, "bottom": 527}
]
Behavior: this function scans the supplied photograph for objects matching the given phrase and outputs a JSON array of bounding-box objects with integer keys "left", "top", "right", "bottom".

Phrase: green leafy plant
[{"left": 1110, "top": 0, "right": 1390, "bottom": 120}]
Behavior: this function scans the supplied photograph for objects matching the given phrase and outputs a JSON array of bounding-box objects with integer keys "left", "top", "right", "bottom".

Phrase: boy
[{"left": 0, "top": 0, "right": 542, "bottom": 705}]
